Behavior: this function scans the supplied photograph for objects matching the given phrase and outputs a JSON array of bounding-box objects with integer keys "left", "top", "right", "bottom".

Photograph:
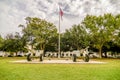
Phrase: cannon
[
  {"left": 72, "top": 47, "right": 90, "bottom": 62},
  {"left": 26, "top": 53, "right": 44, "bottom": 62}
]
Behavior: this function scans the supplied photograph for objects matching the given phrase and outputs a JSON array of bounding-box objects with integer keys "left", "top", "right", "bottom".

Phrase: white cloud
[{"left": 0, "top": 0, "right": 120, "bottom": 37}]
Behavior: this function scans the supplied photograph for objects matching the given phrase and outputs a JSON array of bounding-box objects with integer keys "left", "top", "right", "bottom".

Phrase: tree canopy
[
  {"left": 62, "top": 24, "right": 90, "bottom": 51},
  {"left": 19, "top": 17, "right": 58, "bottom": 54},
  {"left": 82, "top": 13, "right": 120, "bottom": 58},
  {"left": 1, "top": 14, "right": 120, "bottom": 58}
]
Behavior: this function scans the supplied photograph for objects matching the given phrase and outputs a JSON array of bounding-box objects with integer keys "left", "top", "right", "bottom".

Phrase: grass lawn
[{"left": 0, "top": 57, "right": 120, "bottom": 80}]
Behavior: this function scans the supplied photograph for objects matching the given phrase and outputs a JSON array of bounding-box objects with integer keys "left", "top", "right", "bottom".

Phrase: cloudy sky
[{"left": 0, "top": 0, "right": 120, "bottom": 37}]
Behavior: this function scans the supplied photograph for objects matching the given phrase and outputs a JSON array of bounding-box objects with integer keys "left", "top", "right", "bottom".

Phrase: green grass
[{"left": 0, "top": 57, "right": 120, "bottom": 80}]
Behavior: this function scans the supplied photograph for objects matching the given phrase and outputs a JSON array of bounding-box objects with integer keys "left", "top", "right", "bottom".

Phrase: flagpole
[{"left": 58, "top": 7, "right": 61, "bottom": 58}]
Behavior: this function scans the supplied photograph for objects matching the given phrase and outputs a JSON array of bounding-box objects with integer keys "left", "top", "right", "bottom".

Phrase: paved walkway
[{"left": 11, "top": 60, "right": 106, "bottom": 64}]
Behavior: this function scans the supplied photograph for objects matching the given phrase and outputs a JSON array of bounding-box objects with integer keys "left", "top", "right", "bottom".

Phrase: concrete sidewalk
[{"left": 11, "top": 60, "right": 106, "bottom": 64}]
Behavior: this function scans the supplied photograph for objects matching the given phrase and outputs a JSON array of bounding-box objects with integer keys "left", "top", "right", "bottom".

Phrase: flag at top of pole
[{"left": 59, "top": 7, "right": 63, "bottom": 20}]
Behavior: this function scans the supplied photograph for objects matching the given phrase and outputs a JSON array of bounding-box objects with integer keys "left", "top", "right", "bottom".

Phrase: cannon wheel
[
  {"left": 83, "top": 54, "right": 89, "bottom": 62},
  {"left": 40, "top": 54, "right": 43, "bottom": 61},
  {"left": 27, "top": 53, "right": 32, "bottom": 61},
  {"left": 72, "top": 54, "right": 77, "bottom": 62}
]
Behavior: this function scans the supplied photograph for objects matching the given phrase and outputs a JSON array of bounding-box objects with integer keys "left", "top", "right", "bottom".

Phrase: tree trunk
[
  {"left": 15, "top": 52, "right": 17, "bottom": 56},
  {"left": 99, "top": 47, "right": 102, "bottom": 58},
  {"left": 40, "top": 44, "right": 45, "bottom": 57}
]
